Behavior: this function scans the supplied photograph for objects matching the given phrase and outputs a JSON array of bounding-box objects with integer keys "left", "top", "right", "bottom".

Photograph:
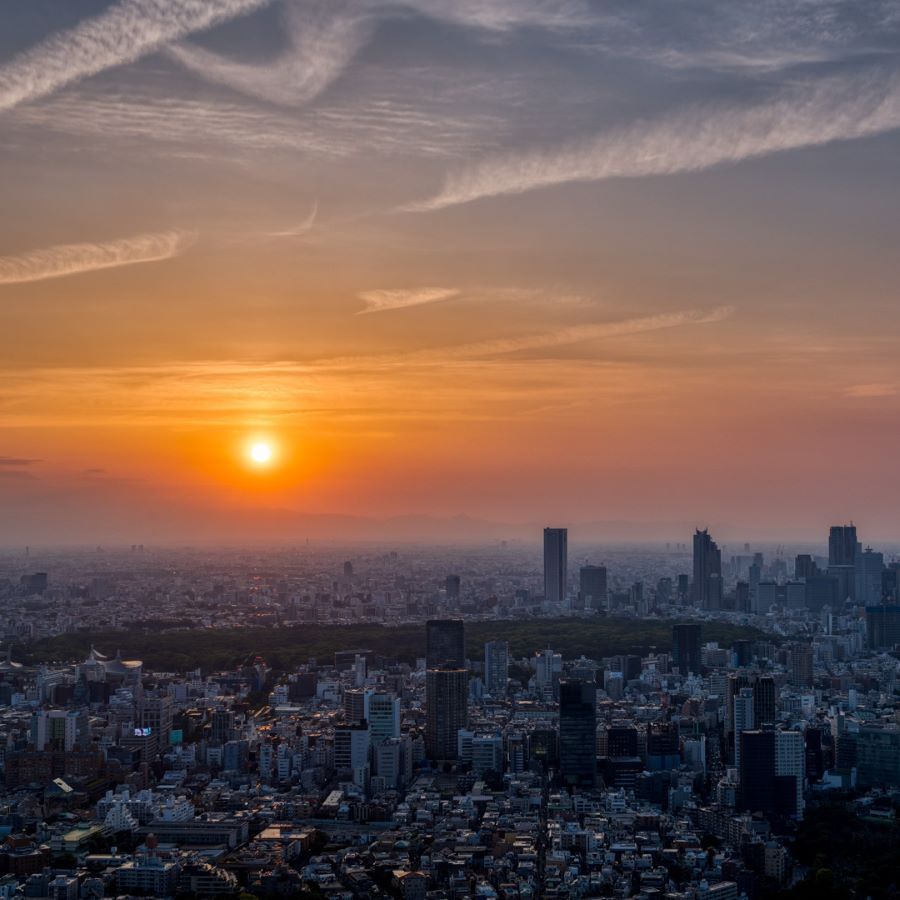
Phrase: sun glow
[{"left": 249, "top": 441, "right": 273, "bottom": 465}]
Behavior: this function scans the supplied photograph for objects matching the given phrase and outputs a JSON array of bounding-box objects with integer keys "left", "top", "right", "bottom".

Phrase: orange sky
[{"left": 2, "top": 1, "right": 900, "bottom": 543}]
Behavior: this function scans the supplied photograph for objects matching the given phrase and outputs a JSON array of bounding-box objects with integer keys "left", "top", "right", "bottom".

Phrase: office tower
[
  {"left": 855, "top": 548, "right": 884, "bottom": 607},
  {"left": 646, "top": 722, "right": 680, "bottom": 771},
  {"left": 334, "top": 722, "right": 371, "bottom": 773},
  {"left": 210, "top": 709, "right": 235, "bottom": 744},
  {"left": 343, "top": 560, "right": 353, "bottom": 579},
  {"left": 692, "top": 529, "right": 722, "bottom": 609},
  {"left": 425, "top": 668, "right": 468, "bottom": 760},
  {"left": 367, "top": 692, "right": 400, "bottom": 745},
  {"left": 866, "top": 605, "right": 900, "bottom": 650},
  {"left": 794, "top": 554, "right": 817, "bottom": 580},
  {"left": 790, "top": 644, "right": 814, "bottom": 688},
  {"left": 738, "top": 730, "right": 777, "bottom": 816},
  {"left": 30, "top": 709, "right": 88, "bottom": 752},
  {"left": 805, "top": 574, "right": 839, "bottom": 612},
  {"left": 445, "top": 574, "right": 461, "bottom": 600},
  {"left": 671, "top": 623, "right": 702, "bottom": 676},
  {"left": 775, "top": 730, "right": 806, "bottom": 818},
  {"left": 426, "top": 619, "right": 466, "bottom": 669},
  {"left": 828, "top": 524, "right": 858, "bottom": 567},
  {"left": 726, "top": 674, "right": 776, "bottom": 749},
  {"left": 543, "top": 527, "right": 568, "bottom": 604},
  {"left": 579, "top": 565, "right": 608, "bottom": 610},
  {"left": 733, "top": 688, "right": 754, "bottom": 769},
  {"left": 856, "top": 725, "right": 900, "bottom": 788},
  {"left": 558, "top": 679, "right": 596, "bottom": 786},
  {"left": 748, "top": 562, "right": 762, "bottom": 612},
  {"left": 141, "top": 695, "right": 173, "bottom": 748},
  {"left": 484, "top": 640, "right": 509, "bottom": 698},
  {"left": 344, "top": 688, "right": 372, "bottom": 725},
  {"left": 735, "top": 581, "right": 750, "bottom": 613}
]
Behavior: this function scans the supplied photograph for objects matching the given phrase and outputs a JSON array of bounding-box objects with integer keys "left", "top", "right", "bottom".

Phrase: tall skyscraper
[
  {"left": 692, "top": 529, "right": 722, "bottom": 609},
  {"left": 367, "top": 692, "right": 401, "bottom": 745},
  {"left": 426, "top": 619, "right": 466, "bottom": 669},
  {"left": 738, "top": 728, "right": 804, "bottom": 819},
  {"left": 671, "top": 622, "right": 702, "bottom": 676},
  {"left": 828, "top": 524, "right": 858, "bottom": 567},
  {"left": 558, "top": 678, "right": 596, "bottom": 786},
  {"left": 789, "top": 643, "right": 814, "bottom": 689},
  {"left": 445, "top": 574, "right": 461, "bottom": 600},
  {"left": 425, "top": 668, "right": 468, "bottom": 760},
  {"left": 855, "top": 548, "right": 884, "bottom": 607},
  {"left": 484, "top": 640, "right": 509, "bottom": 698},
  {"left": 866, "top": 604, "right": 900, "bottom": 649},
  {"left": 543, "top": 527, "right": 568, "bottom": 604},
  {"left": 579, "top": 565, "right": 608, "bottom": 610},
  {"left": 733, "top": 688, "right": 754, "bottom": 769}
]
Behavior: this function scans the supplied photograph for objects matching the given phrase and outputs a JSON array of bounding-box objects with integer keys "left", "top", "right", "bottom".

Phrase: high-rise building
[
  {"left": 579, "top": 565, "right": 608, "bottom": 610},
  {"left": 425, "top": 619, "right": 465, "bottom": 669},
  {"left": 344, "top": 688, "right": 373, "bottom": 725},
  {"left": 334, "top": 722, "right": 371, "bottom": 773},
  {"left": 828, "top": 524, "right": 858, "bottom": 567},
  {"left": 738, "top": 727, "right": 804, "bottom": 819},
  {"left": 692, "top": 529, "right": 722, "bottom": 609},
  {"left": 671, "top": 623, "right": 702, "bottom": 676},
  {"left": 866, "top": 604, "right": 900, "bottom": 649},
  {"left": 543, "top": 527, "right": 568, "bottom": 604},
  {"left": 789, "top": 643, "right": 814, "bottom": 689},
  {"left": 367, "top": 692, "right": 401, "bottom": 745},
  {"left": 855, "top": 548, "right": 884, "bottom": 607},
  {"left": 558, "top": 678, "right": 596, "bottom": 786},
  {"left": 794, "top": 554, "right": 817, "bottom": 580},
  {"left": 733, "top": 688, "right": 754, "bottom": 770},
  {"left": 484, "top": 640, "right": 509, "bottom": 698},
  {"left": 425, "top": 668, "right": 468, "bottom": 760},
  {"left": 445, "top": 574, "right": 461, "bottom": 600},
  {"left": 141, "top": 695, "right": 173, "bottom": 749}
]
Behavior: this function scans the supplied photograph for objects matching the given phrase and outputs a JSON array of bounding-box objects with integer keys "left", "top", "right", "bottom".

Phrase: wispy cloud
[
  {"left": 0, "top": 231, "right": 193, "bottom": 286},
  {"left": 0, "top": 457, "right": 41, "bottom": 466},
  {"left": 425, "top": 306, "right": 735, "bottom": 359},
  {"left": 845, "top": 382, "right": 897, "bottom": 398},
  {"left": 357, "top": 287, "right": 461, "bottom": 314},
  {"left": 412, "top": 67, "right": 900, "bottom": 209},
  {"left": 263, "top": 202, "right": 319, "bottom": 238},
  {"left": 168, "top": 1, "right": 371, "bottom": 107},
  {"left": 0, "top": 0, "right": 272, "bottom": 112}
]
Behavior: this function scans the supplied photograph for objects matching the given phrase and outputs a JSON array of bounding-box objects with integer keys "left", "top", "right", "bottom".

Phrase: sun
[{"left": 249, "top": 442, "right": 273, "bottom": 465}]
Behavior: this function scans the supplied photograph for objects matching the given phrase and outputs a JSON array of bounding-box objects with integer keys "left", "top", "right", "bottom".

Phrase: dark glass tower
[
  {"left": 559, "top": 678, "right": 596, "bottom": 786},
  {"left": 692, "top": 529, "right": 722, "bottom": 609},
  {"left": 425, "top": 619, "right": 466, "bottom": 669},
  {"left": 671, "top": 622, "right": 702, "bottom": 676},
  {"left": 543, "top": 527, "right": 568, "bottom": 604}
]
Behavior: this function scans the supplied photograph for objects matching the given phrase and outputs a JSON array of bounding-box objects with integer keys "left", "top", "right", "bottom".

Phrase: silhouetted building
[
  {"left": 543, "top": 527, "right": 567, "bottom": 604},
  {"left": 867, "top": 605, "right": 900, "bottom": 650},
  {"left": 559, "top": 678, "right": 596, "bottom": 786},
  {"left": 579, "top": 565, "right": 608, "bottom": 610},
  {"left": 672, "top": 623, "right": 702, "bottom": 676},
  {"left": 692, "top": 529, "right": 722, "bottom": 609},
  {"left": 828, "top": 524, "right": 858, "bottom": 567},
  {"left": 483, "top": 640, "right": 508, "bottom": 698},
  {"left": 445, "top": 575, "right": 461, "bottom": 600},
  {"left": 425, "top": 668, "right": 468, "bottom": 761},
  {"left": 425, "top": 619, "right": 465, "bottom": 669}
]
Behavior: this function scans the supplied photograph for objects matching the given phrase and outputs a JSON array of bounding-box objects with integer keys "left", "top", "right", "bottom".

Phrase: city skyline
[{"left": 4, "top": 2, "right": 900, "bottom": 543}]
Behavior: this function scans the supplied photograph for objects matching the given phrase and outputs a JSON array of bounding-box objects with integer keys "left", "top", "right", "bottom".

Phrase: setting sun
[{"left": 249, "top": 442, "right": 273, "bottom": 465}]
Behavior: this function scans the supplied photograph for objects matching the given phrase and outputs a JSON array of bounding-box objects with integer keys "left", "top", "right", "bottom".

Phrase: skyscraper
[
  {"left": 855, "top": 548, "right": 884, "bottom": 607},
  {"left": 828, "top": 524, "right": 858, "bottom": 567},
  {"left": 692, "top": 529, "right": 722, "bottom": 609},
  {"left": 543, "top": 527, "right": 568, "bottom": 604},
  {"left": 425, "top": 668, "right": 468, "bottom": 760},
  {"left": 445, "top": 574, "right": 461, "bottom": 600},
  {"left": 671, "top": 622, "right": 702, "bottom": 676},
  {"left": 558, "top": 678, "right": 596, "bottom": 786},
  {"left": 789, "top": 643, "right": 814, "bottom": 689},
  {"left": 733, "top": 688, "right": 754, "bottom": 770},
  {"left": 579, "top": 565, "right": 608, "bottom": 610},
  {"left": 484, "top": 640, "right": 509, "bottom": 698},
  {"left": 426, "top": 619, "right": 466, "bottom": 669}
]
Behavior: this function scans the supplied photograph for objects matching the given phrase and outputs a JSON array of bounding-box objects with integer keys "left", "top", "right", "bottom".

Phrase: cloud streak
[
  {"left": 0, "top": 231, "right": 193, "bottom": 286},
  {"left": 168, "top": 1, "right": 372, "bottom": 107},
  {"left": 357, "top": 286, "right": 461, "bottom": 314},
  {"left": 0, "top": 0, "right": 271, "bottom": 112},
  {"left": 412, "top": 67, "right": 900, "bottom": 209}
]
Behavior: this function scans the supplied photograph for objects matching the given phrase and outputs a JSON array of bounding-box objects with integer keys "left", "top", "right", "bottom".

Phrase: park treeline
[{"left": 22, "top": 617, "right": 765, "bottom": 673}]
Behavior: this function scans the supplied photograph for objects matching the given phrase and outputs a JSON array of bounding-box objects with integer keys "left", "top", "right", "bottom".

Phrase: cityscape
[
  {"left": 0, "top": 523, "right": 897, "bottom": 898},
  {"left": 3, "top": 0, "right": 900, "bottom": 898}
]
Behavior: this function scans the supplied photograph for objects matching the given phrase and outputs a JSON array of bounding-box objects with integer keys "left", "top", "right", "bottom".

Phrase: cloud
[
  {"left": 845, "top": 382, "right": 897, "bottom": 398},
  {"left": 412, "top": 66, "right": 900, "bottom": 209},
  {"left": 357, "top": 286, "right": 460, "bottom": 314},
  {"left": 0, "top": 0, "right": 272, "bottom": 113},
  {"left": 0, "top": 457, "right": 41, "bottom": 466},
  {"left": 168, "top": 1, "right": 372, "bottom": 107},
  {"left": 264, "top": 202, "right": 319, "bottom": 238},
  {"left": 0, "top": 231, "right": 193, "bottom": 286},
  {"left": 431, "top": 306, "right": 735, "bottom": 359}
]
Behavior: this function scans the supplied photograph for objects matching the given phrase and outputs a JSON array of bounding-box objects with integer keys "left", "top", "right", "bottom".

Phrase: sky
[{"left": 2, "top": 0, "right": 900, "bottom": 545}]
